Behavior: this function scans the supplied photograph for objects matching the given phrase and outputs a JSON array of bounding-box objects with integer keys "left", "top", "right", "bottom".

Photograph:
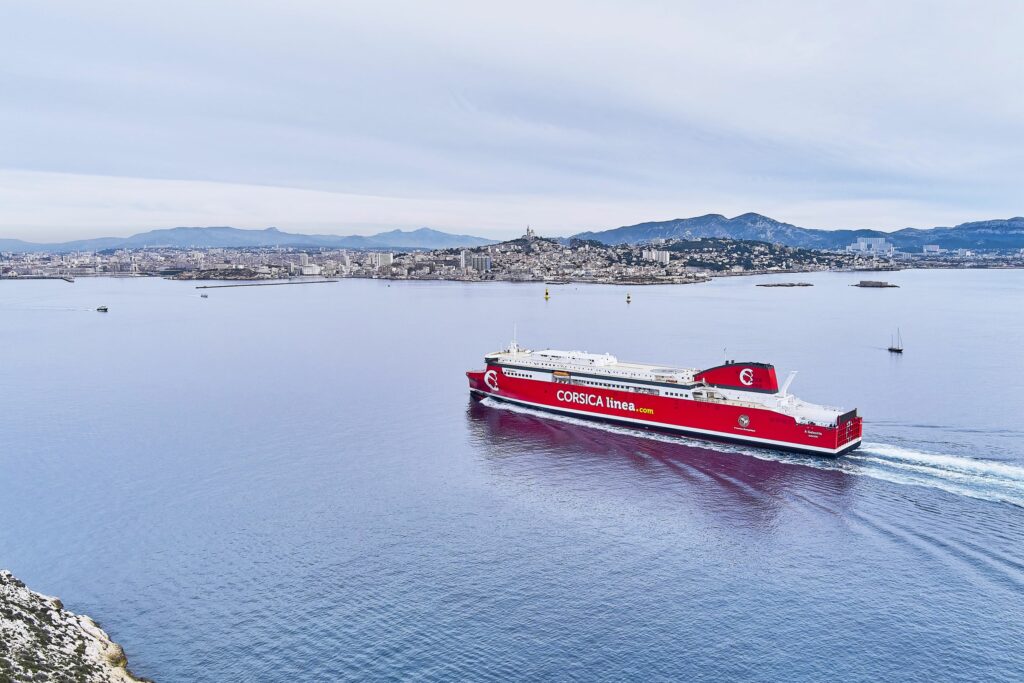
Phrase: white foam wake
[
  {"left": 855, "top": 443, "right": 1024, "bottom": 481},
  {"left": 479, "top": 398, "right": 1024, "bottom": 507}
]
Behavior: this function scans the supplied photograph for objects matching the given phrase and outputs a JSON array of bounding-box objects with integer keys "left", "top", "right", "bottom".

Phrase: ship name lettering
[{"left": 556, "top": 390, "right": 636, "bottom": 412}]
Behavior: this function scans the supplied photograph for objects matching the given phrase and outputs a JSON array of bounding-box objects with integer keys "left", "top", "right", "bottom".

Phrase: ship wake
[{"left": 480, "top": 397, "right": 1024, "bottom": 508}]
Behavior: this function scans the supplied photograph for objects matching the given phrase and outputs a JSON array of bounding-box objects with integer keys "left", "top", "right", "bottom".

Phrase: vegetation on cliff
[{"left": 0, "top": 570, "right": 147, "bottom": 683}]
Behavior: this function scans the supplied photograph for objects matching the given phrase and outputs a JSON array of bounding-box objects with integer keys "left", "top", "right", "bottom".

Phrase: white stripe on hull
[{"left": 472, "top": 389, "right": 859, "bottom": 456}]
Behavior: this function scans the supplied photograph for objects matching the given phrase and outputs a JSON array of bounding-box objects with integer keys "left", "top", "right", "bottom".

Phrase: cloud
[{"left": 1, "top": 0, "right": 1021, "bottom": 239}]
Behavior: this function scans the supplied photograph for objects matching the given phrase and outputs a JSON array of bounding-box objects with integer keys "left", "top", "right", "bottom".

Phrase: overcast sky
[{"left": 1, "top": 1, "right": 1022, "bottom": 240}]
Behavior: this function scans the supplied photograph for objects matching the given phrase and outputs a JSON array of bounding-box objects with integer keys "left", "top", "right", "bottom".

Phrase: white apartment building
[
  {"left": 641, "top": 249, "right": 671, "bottom": 264},
  {"left": 847, "top": 237, "right": 894, "bottom": 256}
]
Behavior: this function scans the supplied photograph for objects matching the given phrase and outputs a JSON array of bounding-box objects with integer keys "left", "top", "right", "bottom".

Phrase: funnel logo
[
  {"left": 484, "top": 370, "right": 500, "bottom": 391},
  {"left": 739, "top": 368, "right": 754, "bottom": 386}
]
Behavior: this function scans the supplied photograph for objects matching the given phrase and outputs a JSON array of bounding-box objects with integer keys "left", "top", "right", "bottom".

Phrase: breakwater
[{"left": 195, "top": 279, "right": 338, "bottom": 289}]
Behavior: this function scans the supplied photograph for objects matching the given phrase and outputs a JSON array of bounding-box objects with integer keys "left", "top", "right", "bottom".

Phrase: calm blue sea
[{"left": 2, "top": 270, "right": 1023, "bottom": 682}]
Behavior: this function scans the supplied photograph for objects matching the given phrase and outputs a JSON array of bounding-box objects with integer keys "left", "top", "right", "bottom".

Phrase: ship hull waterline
[{"left": 469, "top": 386, "right": 862, "bottom": 458}]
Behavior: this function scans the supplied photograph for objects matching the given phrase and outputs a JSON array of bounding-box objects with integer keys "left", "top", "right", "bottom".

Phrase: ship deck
[{"left": 487, "top": 348, "right": 699, "bottom": 384}]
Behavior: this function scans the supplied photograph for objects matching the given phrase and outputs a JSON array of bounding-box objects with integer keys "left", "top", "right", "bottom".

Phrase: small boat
[
  {"left": 888, "top": 328, "right": 903, "bottom": 354},
  {"left": 96, "top": 306, "right": 108, "bottom": 312},
  {"left": 200, "top": 294, "right": 209, "bottom": 298}
]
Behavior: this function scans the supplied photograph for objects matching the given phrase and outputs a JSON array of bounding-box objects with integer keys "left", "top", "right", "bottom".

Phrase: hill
[
  {"left": 573, "top": 214, "right": 1024, "bottom": 250},
  {"left": 0, "top": 226, "right": 496, "bottom": 253}
]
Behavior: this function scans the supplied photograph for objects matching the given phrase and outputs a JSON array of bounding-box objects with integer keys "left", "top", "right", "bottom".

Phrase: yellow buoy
[
  {"left": 626, "top": 292, "right": 632, "bottom": 304},
  {"left": 544, "top": 287, "right": 550, "bottom": 301}
]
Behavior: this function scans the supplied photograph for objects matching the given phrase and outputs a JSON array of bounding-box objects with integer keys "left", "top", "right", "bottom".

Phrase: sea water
[{"left": 1, "top": 269, "right": 1022, "bottom": 681}]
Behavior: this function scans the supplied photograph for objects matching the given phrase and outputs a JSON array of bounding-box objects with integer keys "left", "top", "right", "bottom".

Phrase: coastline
[
  {"left": 316, "top": 263, "right": 1024, "bottom": 286},
  {"left": 0, "top": 570, "right": 148, "bottom": 682},
  {"left": 1, "top": 263, "right": 1021, "bottom": 286}
]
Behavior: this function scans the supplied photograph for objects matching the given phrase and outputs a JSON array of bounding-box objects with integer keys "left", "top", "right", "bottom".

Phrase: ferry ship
[{"left": 467, "top": 342, "right": 862, "bottom": 456}]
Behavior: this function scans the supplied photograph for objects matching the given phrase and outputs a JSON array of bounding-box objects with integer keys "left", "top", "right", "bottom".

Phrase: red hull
[{"left": 467, "top": 368, "right": 862, "bottom": 457}]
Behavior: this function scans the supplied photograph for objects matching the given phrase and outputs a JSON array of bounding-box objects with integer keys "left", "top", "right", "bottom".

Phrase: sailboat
[{"left": 888, "top": 328, "right": 903, "bottom": 354}]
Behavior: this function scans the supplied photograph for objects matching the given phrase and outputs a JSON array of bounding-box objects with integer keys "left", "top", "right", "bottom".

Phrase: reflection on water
[
  {"left": 470, "top": 396, "right": 1024, "bottom": 508},
  {"left": 467, "top": 397, "right": 1024, "bottom": 593},
  {"left": 467, "top": 398, "right": 857, "bottom": 529}
]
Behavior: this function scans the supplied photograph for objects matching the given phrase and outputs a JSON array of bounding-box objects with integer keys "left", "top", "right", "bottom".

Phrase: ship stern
[{"left": 832, "top": 411, "right": 863, "bottom": 455}]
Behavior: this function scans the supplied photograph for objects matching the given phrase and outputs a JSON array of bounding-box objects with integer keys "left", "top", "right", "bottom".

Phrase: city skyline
[{"left": 2, "top": 1, "right": 1022, "bottom": 240}]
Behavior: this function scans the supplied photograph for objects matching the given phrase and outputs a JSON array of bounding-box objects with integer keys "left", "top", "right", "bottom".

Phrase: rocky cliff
[{"left": 0, "top": 570, "right": 148, "bottom": 682}]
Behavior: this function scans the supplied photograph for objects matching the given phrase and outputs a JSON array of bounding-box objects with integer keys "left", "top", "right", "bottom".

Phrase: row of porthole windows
[
  {"left": 571, "top": 378, "right": 661, "bottom": 396},
  {"left": 519, "top": 361, "right": 654, "bottom": 382},
  {"left": 665, "top": 391, "right": 692, "bottom": 398},
  {"left": 509, "top": 363, "right": 660, "bottom": 386}
]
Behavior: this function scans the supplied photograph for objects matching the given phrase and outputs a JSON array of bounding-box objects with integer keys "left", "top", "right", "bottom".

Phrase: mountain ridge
[
  {"left": 572, "top": 214, "right": 1024, "bottom": 250},
  {"left": 0, "top": 226, "right": 497, "bottom": 253},
  {"left": 3, "top": 215, "right": 1023, "bottom": 253}
]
